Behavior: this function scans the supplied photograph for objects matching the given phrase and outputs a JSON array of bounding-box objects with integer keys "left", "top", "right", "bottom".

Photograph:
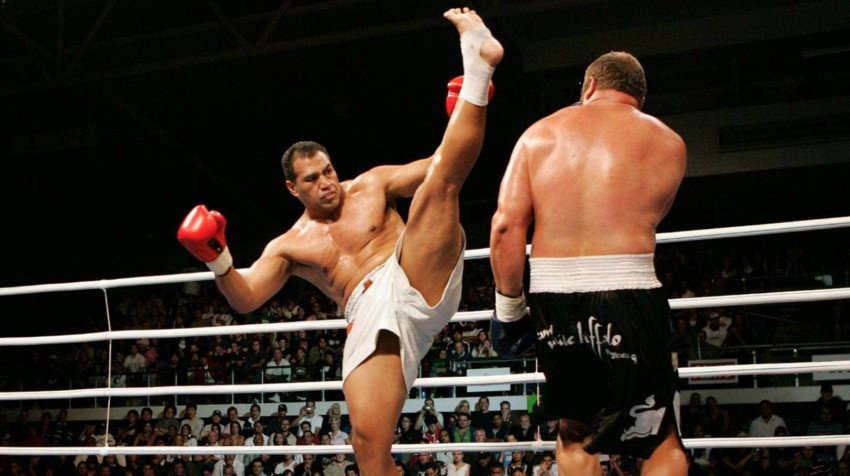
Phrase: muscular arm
[
  {"left": 490, "top": 139, "right": 533, "bottom": 297},
  {"left": 369, "top": 157, "right": 433, "bottom": 199},
  {"left": 215, "top": 238, "right": 293, "bottom": 314}
]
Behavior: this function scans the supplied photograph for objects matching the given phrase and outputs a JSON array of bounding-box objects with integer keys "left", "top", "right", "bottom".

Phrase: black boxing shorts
[{"left": 528, "top": 254, "right": 683, "bottom": 458}]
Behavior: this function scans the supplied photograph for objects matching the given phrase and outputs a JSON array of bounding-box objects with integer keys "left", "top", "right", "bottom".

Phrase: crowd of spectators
[
  {"left": 677, "top": 385, "right": 850, "bottom": 476},
  {"left": 1, "top": 231, "right": 850, "bottom": 475},
  {"left": 6, "top": 387, "right": 850, "bottom": 476},
  {"left": 0, "top": 396, "right": 566, "bottom": 476},
  {"left": 0, "top": 258, "right": 509, "bottom": 401}
]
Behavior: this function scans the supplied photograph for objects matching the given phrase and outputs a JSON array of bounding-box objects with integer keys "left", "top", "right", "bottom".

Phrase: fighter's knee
[
  {"left": 350, "top": 430, "right": 376, "bottom": 458},
  {"left": 351, "top": 424, "right": 383, "bottom": 451},
  {"left": 351, "top": 428, "right": 394, "bottom": 472},
  {"left": 350, "top": 431, "right": 368, "bottom": 451}
]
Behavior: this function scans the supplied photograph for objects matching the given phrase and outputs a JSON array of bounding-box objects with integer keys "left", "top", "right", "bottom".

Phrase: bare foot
[{"left": 443, "top": 7, "right": 504, "bottom": 67}]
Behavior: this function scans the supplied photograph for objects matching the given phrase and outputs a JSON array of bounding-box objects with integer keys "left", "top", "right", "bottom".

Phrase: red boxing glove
[
  {"left": 445, "top": 75, "right": 495, "bottom": 117},
  {"left": 177, "top": 205, "right": 233, "bottom": 276}
]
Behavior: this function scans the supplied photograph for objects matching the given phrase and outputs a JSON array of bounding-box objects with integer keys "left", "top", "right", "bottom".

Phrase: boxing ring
[{"left": 2, "top": 216, "right": 850, "bottom": 457}]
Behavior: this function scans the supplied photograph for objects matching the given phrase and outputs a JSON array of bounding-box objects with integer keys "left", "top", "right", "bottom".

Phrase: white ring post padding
[
  {"left": 5, "top": 359, "right": 850, "bottom": 401},
  {"left": 3, "top": 286, "right": 850, "bottom": 347},
  {"left": 2, "top": 434, "right": 850, "bottom": 456}
]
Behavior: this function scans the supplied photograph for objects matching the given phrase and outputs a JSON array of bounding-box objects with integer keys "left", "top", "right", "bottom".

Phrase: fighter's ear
[
  {"left": 582, "top": 76, "right": 597, "bottom": 104},
  {"left": 286, "top": 180, "right": 298, "bottom": 197}
]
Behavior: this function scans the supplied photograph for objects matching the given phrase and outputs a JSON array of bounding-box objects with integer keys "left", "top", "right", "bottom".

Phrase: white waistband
[
  {"left": 529, "top": 254, "right": 661, "bottom": 293},
  {"left": 344, "top": 261, "right": 388, "bottom": 322}
]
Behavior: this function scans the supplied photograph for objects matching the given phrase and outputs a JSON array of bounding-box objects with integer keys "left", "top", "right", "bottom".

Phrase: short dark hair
[
  {"left": 281, "top": 141, "right": 329, "bottom": 181},
  {"left": 583, "top": 52, "right": 647, "bottom": 107}
]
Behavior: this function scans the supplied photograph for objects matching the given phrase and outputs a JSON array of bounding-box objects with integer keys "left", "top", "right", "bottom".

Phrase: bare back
[{"left": 523, "top": 101, "right": 686, "bottom": 257}]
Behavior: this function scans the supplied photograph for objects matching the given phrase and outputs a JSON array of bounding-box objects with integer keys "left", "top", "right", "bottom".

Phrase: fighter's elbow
[
  {"left": 490, "top": 227, "right": 508, "bottom": 253},
  {"left": 491, "top": 212, "right": 511, "bottom": 237},
  {"left": 227, "top": 297, "right": 258, "bottom": 315}
]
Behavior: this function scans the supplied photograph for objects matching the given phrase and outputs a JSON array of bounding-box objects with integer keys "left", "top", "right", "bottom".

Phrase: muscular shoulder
[
  {"left": 515, "top": 106, "right": 582, "bottom": 155},
  {"left": 638, "top": 112, "right": 686, "bottom": 154},
  {"left": 348, "top": 168, "right": 387, "bottom": 193}
]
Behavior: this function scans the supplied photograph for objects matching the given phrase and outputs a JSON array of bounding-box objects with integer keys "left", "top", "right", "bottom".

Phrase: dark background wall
[{"left": 2, "top": 0, "right": 849, "bottom": 288}]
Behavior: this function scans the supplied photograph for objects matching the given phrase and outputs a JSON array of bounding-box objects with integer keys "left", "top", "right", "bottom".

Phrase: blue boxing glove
[{"left": 490, "top": 290, "right": 536, "bottom": 357}]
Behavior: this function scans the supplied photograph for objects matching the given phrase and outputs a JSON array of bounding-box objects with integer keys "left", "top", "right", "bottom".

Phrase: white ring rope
[
  {"left": 3, "top": 286, "right": 850, "bottom": 347},
  {"left": 4, "top": 359, "right": 850, "bottom": 402},
  {"left": 0, "top": 373, "right": 547, "bottom": 401},
  {"left": 2, "top": 435, "right": 850, "bottom": 457},
  {"left": 1, "top": 216, "right": 848, "bottom": 296},
  {"left": 0, "top": 442, "right": 547, "bottom": 457},
  {"left": 669, "top": 287, "right": 850, "bottom": 309}
]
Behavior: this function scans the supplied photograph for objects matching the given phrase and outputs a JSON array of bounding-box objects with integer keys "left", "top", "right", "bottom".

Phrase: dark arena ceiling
[{"left": 2, "top": 0, "right": 850, "bottom": 286}]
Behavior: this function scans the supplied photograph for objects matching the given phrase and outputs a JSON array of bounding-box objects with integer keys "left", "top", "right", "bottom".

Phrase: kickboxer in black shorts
[{"left": 489, "top": 52, "right": 688, "bottom": 476}]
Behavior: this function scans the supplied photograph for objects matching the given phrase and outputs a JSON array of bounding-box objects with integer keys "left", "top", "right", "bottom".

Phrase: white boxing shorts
[{"left": 342, "top": 231, "right": 465, "bottom": 391}]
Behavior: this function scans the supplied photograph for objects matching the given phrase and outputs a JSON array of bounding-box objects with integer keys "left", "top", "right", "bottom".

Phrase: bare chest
[{"left": 289, "top": 194, "right": 402, "bottom": 296}]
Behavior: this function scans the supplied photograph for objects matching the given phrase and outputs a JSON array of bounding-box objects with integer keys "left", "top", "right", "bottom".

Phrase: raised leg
[{"left": 401, "top": 8, "right": 504, "bottom": 306}]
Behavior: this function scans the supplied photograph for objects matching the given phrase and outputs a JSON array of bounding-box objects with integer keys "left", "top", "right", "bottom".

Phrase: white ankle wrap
[{"left": 459, "top": 27, "right": 495, "bottom": 106}]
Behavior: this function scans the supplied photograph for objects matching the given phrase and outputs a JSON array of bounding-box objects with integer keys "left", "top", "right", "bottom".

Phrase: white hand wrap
[
  {"left": 459, "top": 27, "right": 495, "bottom": 106},
  {"left": 206, "top": 247, "right": 233, "bottom": 276},
  {"left": 494, "top": 290, "right": 529, "bottom": 323}
]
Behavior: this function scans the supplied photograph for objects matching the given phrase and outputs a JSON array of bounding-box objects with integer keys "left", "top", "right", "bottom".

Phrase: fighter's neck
[{"left": 584, "top": 90, "right": 640, "bottom": 108}]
